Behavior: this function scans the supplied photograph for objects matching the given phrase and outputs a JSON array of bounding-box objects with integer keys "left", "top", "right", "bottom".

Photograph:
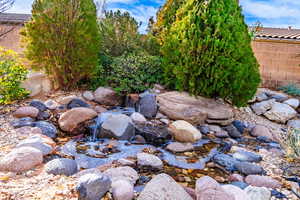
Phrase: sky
[{"left": 7, "top": 0, "right": 300, "bottom": 32}]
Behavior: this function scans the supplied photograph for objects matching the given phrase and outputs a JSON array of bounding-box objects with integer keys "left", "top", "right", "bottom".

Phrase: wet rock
[
  {"left": 30, "top": 100, "right": 48, "bottom": 112},
  {"left": 67, "top": 98, "right": 90, "bottom": 109},
  {"left": 251, "top": 125, "right": 274, "bottom": 141},
  {"left": 287, "top": 120, "right": 300, "bottom": 129},
  {"left": 101, "top": 114, "right": 135, "bottom": 140},
  {"left": 130, "top": 112, "right": 147, "bottom": 123},
  {"left": 244, "top": 186, "right": 271, "bottom": 200},
  {"left": 94, "top": 106, "right": 107, "bottom": 114},
  {"left": 137, "top": 153, "right": 163, "bottom": 169},
  {"left": 16, "top": 136, "right": 53, "bottom": 155},
  {"left": 36, "top": 111, "right": 51, "bottom": 120},
  {"left": 112, "top": 180, "right": 134, "bottom": 200},
  {"left": 283, "top": 98, "right": 300, "bottom": 109},
  {"left": 58, "top": 108, "right": 97, "bottom": 133},
  {"left": 82, "top": 91, "right": 94, "bottom": 101},
  {"left": 232, "top": 120, "right": 247, "bottom": 134},
  {"left": 103, "top": 166, "right": 138, "bottom": 185},
  {"left": 251, "top": 99, "right": 275, "bottom": 115},
  {"left": 264, "top": 102, "right": 297, "bottom": 123},
  {"left": 0, "top": 147, "right": 43, "bottom": 172},
  {"left": 32, "top": 121, "right": 57, "bottom": 138},
  {"left": 10, "top": 117, "right": 34, "bottom": 128},
  {"left": 166, "top": 142, "right": 194, "bottom": 153},
  {"left": 157, "top": 91, "right": 234, "bottom": 125},
  {"left": 138, "top": 93, "right": 158, "bottom": 118},
  {"left": 195, "top": 176, "right": 234, "bottom": 200},
  {"left": 169, "top": 120, "right": 202, "bottom": 143},
  {"left": 228, "top": 174, "right": 244, "bottom": 182},
  {"left": 130, "top": 135, "right": 146, "bottom": 144},
  {"left": 44, "top": 99, "right": 59, "bottom": 110},
  {"left": 245, "top": 175, "right": 281, "bottom": 189},
  {"left": 76, "top": 173, "right": 111, "bottom": 200},
  {"left": 230, "top": 181, "right": 249, "bottom": 189},
  {"left": 135, "top": 123, "right": 171, "bottom": 146},
  {"left": 138, "top": 173, "right": 193, "bottom": 200},
  {"left": 224, "top": 124, "right": 242, "bottom": 138},
  {"left": 45, "top": 158, "right": 78, "bottom": 176},
  {"left": 222, "top": 184, "right": 250, "bottom": 200},
  {"left": 213, "top": 153, "right": 239, "bottom": 171},
  {"left": 233, "top": 150, "right": 262, "bottom": 163},
  {"left": 13, "top": 106, "right": 39, "bottom": 118},
  {"left": 235, "top": 162, "right": 263, "bottom": 175},
  {"left": 94, "top": 87, "right": 121, "bottom": 106}
]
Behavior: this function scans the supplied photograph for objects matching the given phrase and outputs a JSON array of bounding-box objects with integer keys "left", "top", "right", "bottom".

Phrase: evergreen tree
[
  {"left": 161, "top": 0, "right": 261, "bottom": 107},
  {"left": 22, "top": 0, "right": 100, "bottom": 89}
]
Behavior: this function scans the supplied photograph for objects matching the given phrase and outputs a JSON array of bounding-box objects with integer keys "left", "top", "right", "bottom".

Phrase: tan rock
[
  {"left": 13, "top": 106, "right": 39, "bottom": 118},
  {"left": 94, "top": 87, "right": 122, "bottom": 106},
  {"left": 21, "top": 72, "right": 51, "bottom": 97},
  {"left": 169, "top": 120, "right": 202, "bottom": 143}
]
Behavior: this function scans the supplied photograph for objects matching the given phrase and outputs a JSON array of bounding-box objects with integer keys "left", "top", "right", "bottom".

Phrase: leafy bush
[
  {"left": 22, "top": 0, "right": 100, "bottom": 89},
  {"left": 160, "top": 0, "right": 261, "bottom": 107},
  {"left": 286, "top": 128, "right": 300, "bottom": 161},
  {"left": 279, "top": 84, "right": 300, "bottom": 96},
  {"left": 92, "top": 53, "right": 163, "bottom": 94},
  {"left": 0, "top": 47, "right": 29, "bottom": 104}
]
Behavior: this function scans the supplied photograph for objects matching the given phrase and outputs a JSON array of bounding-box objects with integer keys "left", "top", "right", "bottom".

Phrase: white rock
[
  {"left": 169, "top": 120, "right": 202, "bottom": 143},
  {"left": 264, "top": 102, "right": 297, "bottom": 123},
  {"left": 16, "top": 136, "right": 53, "bottom": 155},
  {"left": 244, "top": 186, "right": 271, "bottom": 200},
  {"left": 82, "top": 91, "right": 94, "bottom": 101},
  {"left": 137, "top": 153, "right": 163, "bottom": 169},
  {"left": 103, "top": 166, "right": 139, "bottom": 185},
  {"left": 283, "top": 98, "right": 300, "bottom": 109},
  {"left": 130, "top": 112, "right": 147, "bottom": 123},
  {"left": 112, "top": 180, "right": 134, "bottom": 200},
  {"left": 222, "top": 185, "right": 250, "bottom": 200}
]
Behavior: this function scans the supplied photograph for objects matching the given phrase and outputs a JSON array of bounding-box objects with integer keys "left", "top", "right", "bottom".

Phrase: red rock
[{"left": 245, "top": 175, "right": 281, "bottom": 189}]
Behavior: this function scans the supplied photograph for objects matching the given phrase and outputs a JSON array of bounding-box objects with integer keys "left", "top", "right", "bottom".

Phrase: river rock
[
  {"left": 232, "top": 120, "right": 247, "bottom": 134},
  {"left": 112, "top": 180, "right": 134, "bottom": 200},
  {"left": 235, "top": 162, "right": 263, "bottom": 175},
  {"left": 67, "top": 98, "right": 90, "bottom": 109},
  {"left": 94, "top": 87, "right": 121, "bottom": 106},
  {"left": 0, "top": 147, "right": 43, "bottom": 172},
  {"left": 233, "top": 150, "right": 262, "bottom": 163},
  {"left": 213, "top": 153, "right": 239, "bottom": 171},
  {"left": 137, "top": 153, "right": 163, "bottom": 169},
  {"left": 264, "top": 102, "right": 297, "bottom": 123},
  {"left": 166, "top": 142, "right": 194, "bottom": 153},
  {"left": 16, "top": 136, "right": 53, "bottom": 155},
  {"left": 58, "top": 108, "right": 97, "bottom": 132},
  {"left": 245, "top": 175, "right": 281, "bottom": 189},
  {"left": 251, "top": 125, "right": 274, "bottom": 141},
  {"left": 32, "top": 121, "right": 57, "bottom": 138},
  {"left": 195, "top": 176, "right": 234, "bottom": 200},
  {"left": 251, "top": 99, "right": 275, "bottom": 115},
  {"left": 287, "top": 120, "right": 300, "bottom": 129},
  {"left": 283, "top": 98, "right": 300, "bottom": 109},
  {"left": 137, "top": 173, "right": 193, "bottom": 200},
  {"left": 215, "top": 130, "right": 229, "bottom": 138},
  {"left": 208, "top": 125, "right": 222, "bottom": 133},
  {"left": 256, "top": 92, "right": 269, "bottom": 102},
  {"left": 82, "top": 91, "right": 94, "bottom": 101},
  {"left": 30, "top": 100, "right": 48, "bottom": 112},
  {"left": 13, "top": 106, "right": 39, "bottom": 118},
  {"left": 157, "top": 92, "right": 234, "bottom": 125},
  {"left": 244, "top": 186, "right": 271, "bottom": 200},
  {"left": 222, "top": 184, "right": 250, "bottom": 200},
  {"left": 169, "top": 120, "right": 202, "bottom": 143},
  {"left": 224, "top": 124, "right": 242, "bottom": 138},
  {"left": 103, "top": 166, "right": 139, "bottom": 185},
  {"left": 21, "top": 72, "right": 51, "bottom": 97},
  {"left": 228, "top": 174, "right": 244, "bottom": 182},
  {"left": 10, "top": 117, "right": 34, "bottom": 128},
  {"left": 101, "top": 114, "right": 135, "bottom": 140},
  {"left": 130, "top": 112, "right": 147, "bottom": 123},
  {"left": 45, "top": 158, "right": 78, "bottom": 176},
  {"left": 44, "top": 99, "right": 60, "bottom": 110},
  {"left": 138, "top": 93, "right": 158, "bottom": 118},
  {"left": 76, "top": 173, "right": 111, "bottom": 200},
  {"left": 57, "top": 95, "right": 78, "bottom": 105}
]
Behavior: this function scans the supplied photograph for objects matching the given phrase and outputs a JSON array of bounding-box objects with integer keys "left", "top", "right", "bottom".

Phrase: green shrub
[
  {"left": 160, "top": 0, "right": 261, "bottom": 107},
  {"left": 92, "top": 53, "right": 163, "bottom": 94},
  {"left": 286, "top": 128, "right": 300, "bottom": 161},
  {"left": 279, "top": 84, "right": 300, "bottom": 96},
  {"left": 0, "top": 47, "right": 29, "bottom": 104},
  {"left": 22, "top": 0, "right": 100, "bottom": 89}
]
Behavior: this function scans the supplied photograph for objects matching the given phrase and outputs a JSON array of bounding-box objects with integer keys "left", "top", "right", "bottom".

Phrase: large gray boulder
[
  {"left": 264, "top": 102, "right": 297, "bottom": 123},
  {"left": 138, "top": 173, "right": 193, "bottom": 200},
  {"left": 138, "top": 93, "right": 158, "bottom": 118},
  {"left": 251, "top": 99, "right": 275, "bottom": 115}
]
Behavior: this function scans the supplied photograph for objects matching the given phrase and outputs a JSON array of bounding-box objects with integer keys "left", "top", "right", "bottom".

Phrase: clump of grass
[
  {"left": 279, "top": 84, "right": 300, "bottom": 96},
  {"left": 285, "top": 128, "right": 300, "bottom": 161}
]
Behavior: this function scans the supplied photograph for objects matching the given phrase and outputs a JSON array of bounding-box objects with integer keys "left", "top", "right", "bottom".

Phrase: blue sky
[{"left": 8, "top": 0, "right": 300, "bottom": 32}]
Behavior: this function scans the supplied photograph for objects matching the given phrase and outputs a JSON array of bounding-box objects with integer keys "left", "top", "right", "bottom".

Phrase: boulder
[
  {"left": 157, "top": 92, "right": 234, "bottom": 125},
  {"left": 264, "top": 102, "right": 297, "bottom": 123},
  {"left": 222, "top": 184, "right": 250, "bottom": 200},
  {"left": 251, "top": 99, "right": 275, "bottom": 115},
  {"left": 233, "top": 150, "right": 262, "bottom": 163},
  {"left": 223, "top": 124, "right": 242, "bottom": 138},
  {"left": 137, "top": 173, "right": 193, "bottom": 200},
  {"left": 32, "top": 121, "right": 57, "bottom": 138},
  {"left": 45, "top": 158, "right": 78, "bottom": 176},
  {"left": 10, "top": 117, "right": 34, "bottom": 128},
  {"left": 0, "top": 147, "right": 43, "bottom": 172},
  {"left": 244, "top": 186, "right": 271, "bottom": 200},
  {"left": 30, "top": 100, "right": 48, "bottom": 112},
  {"left": 94, "top": 87, "right": 121, "bottom": 106},
  {"left": 137, "top": 153, "right": 163, "bottom": 169},
  {"left": 103, "top": 166, "right": 139, "bottom": 185},
  {"left": 100, "top": 114, "right": 135, "bottom": 140},
  {"left": 67, "top": 98, "right": 90, "bottom": 109},
  {"left": 251, "top": 125, "right": 274, "bottom": 141},
  {"left": 138, "top": 93, "right": 158, "bottom": 118},
  {"left": 16, "top": 136, "right": 53, "bottom": 156},
  {"left": 235, "top": 162, "right": 264, "bottom": 175},
  {"left": 213, "top": 153, "right": 240, "bottom": 172},
  {"left": 283, "top": 98, "right": 300, "bottom": 109},
  {"left": 287, "top": 120, "right": 300, "bottom": 129},
  {"left": 245, "top": 175, "right": 281, "bottom": 189},
  {"left": 82, "top": 91, "right": 94, "bottom": 101},
  {"left": 76, "top": 173, "right": 111, "bottom": 200},
  {"left": 58, "top": 108, "right": 97, "bottom": 132},
  {"left": 13, "top": 106, "right": 39, "bottom": 118},
  {"left": 169, "top": 120, "right": 202, "bottom": 143},
  {"left": 166, "top": 142, "right": 194, "bottom": 153},
  {"left": 195, "top": 176, "right": 234, "bottom": 200},
  {"left": 130, "top": 112, "right": 147, "bottom": 123},
  {"left": 256, "top": 92, "right": 269, "bottom": 102},
  {"left": 112, "top": 180, "right": 134, "bottom": 200},
  {"left": 21, "top": 72, "right": 51, "bottom": 97}
]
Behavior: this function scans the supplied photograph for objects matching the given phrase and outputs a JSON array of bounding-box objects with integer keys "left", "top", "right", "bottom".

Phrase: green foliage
[
  {"left": 160, "top": 0, "right": 261, "bottom": 107},
  {"left": 99, "top": 10, "right": 141, "bottom": 57},
  {"left": 279, "top": 84, "right": 300, "bottom": 96},
  {"left": 92, "top": 53, "right": 163, "bottom": 94},
  {"left": 0, "top": 47, "right": 29, "bottom": 104},
  {"left": 21, "top": 0, "right": 100, "bottom": 89},
  {"left": 286, "top": 128, "right": 300, "bottom": 160}
]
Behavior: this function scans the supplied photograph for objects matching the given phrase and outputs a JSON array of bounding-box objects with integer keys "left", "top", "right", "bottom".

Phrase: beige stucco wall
[{"left": 0, "top": 24, "right": 24, "bottom": 53}]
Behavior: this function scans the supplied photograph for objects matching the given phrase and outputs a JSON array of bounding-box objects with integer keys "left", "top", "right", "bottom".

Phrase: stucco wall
[{"left": 0, "top": 24, "right": 24, "bottom": 53}]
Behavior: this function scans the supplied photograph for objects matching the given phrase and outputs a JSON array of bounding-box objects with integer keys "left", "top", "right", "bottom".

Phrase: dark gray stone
[
  {"left": 76, "top": 173, "right": 111, "bottom": 200},
  {"left": 30, "top": 100, "right": 48, "bottom": 112},
  {"left": 45, "top": 158, "right": 78, "bottom": 176},
  {"left": 233, "top": 150, "right": 262, "bottom": 163},
  {"left": 223, "top": 124, "right": 242, "bottom": 138},
  {"left": 213, "top": 153, "right": 240, "bottom": 172},
  {"left": 198, "top": 125, "right": 210, "bottom": 134},
  {"left": 138, "top": 93, "right": 158, "bottom": 118},
  {"left": 32, "top": 121, "right": 57, "bottom": 138},
  {"left": 235, "top": 162, "right": 264, "bottom": 175},
  {"left": 232, "top": 120, "right": 246, "bottom": 134},
  {"left": 36, "top": 111, "right": 51, "bottom": 120},
  {"left": 10, "top": 117, "right": 34, "bottom": 128},
  {"left": 256, "top": 136, "right": 272, "bottom": 143},
  {"left": 67, "top": 98, "right": 90, "bottom": 109}
]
